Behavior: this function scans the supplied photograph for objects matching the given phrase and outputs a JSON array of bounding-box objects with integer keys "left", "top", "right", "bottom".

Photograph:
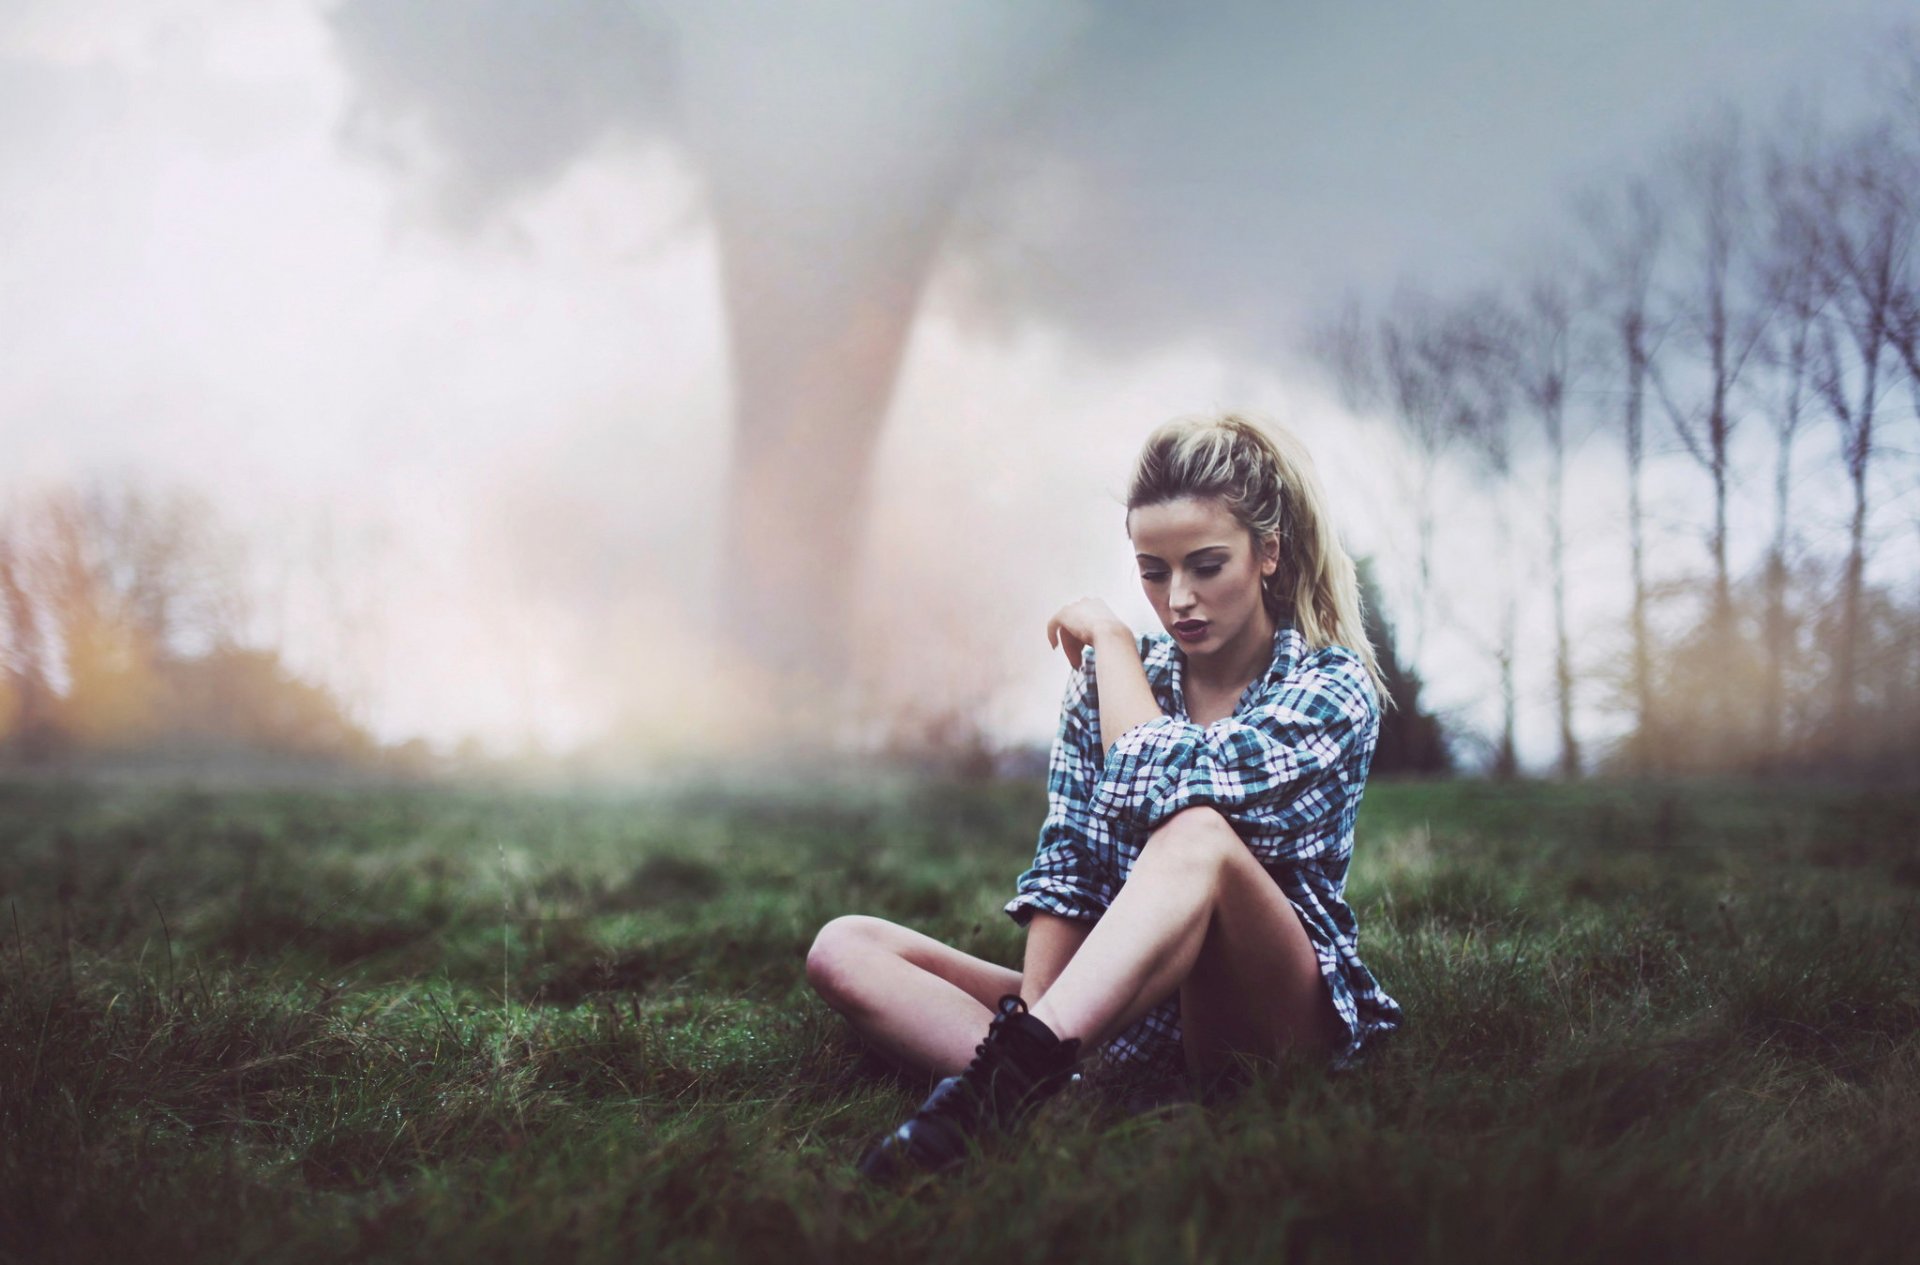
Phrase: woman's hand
[{"left": 1046, "top": 598, "right": 1131, "bottom": 671}]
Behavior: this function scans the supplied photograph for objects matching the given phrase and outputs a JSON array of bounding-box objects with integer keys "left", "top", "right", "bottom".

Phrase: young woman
[{"left": 805, "top": 413, "right": 1404, "bottom": 1178}]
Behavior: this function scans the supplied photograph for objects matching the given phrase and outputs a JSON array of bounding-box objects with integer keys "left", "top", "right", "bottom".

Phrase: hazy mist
[{"left": 3, "top": 0, "right": 1914, "bottom": 771}]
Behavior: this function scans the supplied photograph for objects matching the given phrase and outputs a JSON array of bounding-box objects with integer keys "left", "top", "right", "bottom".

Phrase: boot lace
[{"left": 920, "top": 995, "right": 1063, "bottom": 1126}]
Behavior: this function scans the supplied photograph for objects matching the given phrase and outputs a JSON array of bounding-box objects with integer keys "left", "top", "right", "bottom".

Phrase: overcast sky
[{"left": 2, "top": 1, "right": 1913, "bottom": 768}]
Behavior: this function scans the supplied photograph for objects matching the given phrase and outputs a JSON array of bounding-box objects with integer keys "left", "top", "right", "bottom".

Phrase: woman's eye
[
  {"left": 1196, "top": 566, "right": 1222, "bottom": 577},
  {"left": 1140, "top": 572, "right": 1167, "bottom": 583}
]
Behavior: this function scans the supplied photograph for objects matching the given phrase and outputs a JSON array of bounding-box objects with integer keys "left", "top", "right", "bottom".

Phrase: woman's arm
[
  {"left": 1088, "top": 625, "right": 1162, "bottom": 759},
  {"left": 1087, "top": 648, "right": 1379, "bottom": 866},
  {"left": 1045, "top": 598, "right": 1161, "bottom": 758},
  {"left": 1020, "top": 912, "right": 1092, "bottom": 1002},
  {"left": 1005, "top": 662, "right": 1118, "bottom": 926}
]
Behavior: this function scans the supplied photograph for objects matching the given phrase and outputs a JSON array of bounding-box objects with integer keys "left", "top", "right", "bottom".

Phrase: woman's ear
[{"left": 1260, "top": 531, "right": 1280, "bottom": 577}]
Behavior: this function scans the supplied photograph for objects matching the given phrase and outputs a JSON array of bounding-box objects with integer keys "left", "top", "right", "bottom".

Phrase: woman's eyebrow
[{"left": 1134, "top": 545, "right": 1233, "bottom": 563}]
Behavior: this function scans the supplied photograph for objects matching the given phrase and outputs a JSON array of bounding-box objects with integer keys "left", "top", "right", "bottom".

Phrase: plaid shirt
[{"left": 1005, "top": 622, "right": 1403, "bottom": 1075}]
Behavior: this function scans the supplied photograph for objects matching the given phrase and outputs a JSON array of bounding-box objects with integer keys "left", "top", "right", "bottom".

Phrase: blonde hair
[{"left": 1124, "top": 413, "right": 1391, "bottom": 708}]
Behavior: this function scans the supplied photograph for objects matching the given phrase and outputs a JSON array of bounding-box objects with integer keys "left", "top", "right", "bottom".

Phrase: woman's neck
[{"left": 1184, "top": 609, "right": 1277, "bottom": 696}]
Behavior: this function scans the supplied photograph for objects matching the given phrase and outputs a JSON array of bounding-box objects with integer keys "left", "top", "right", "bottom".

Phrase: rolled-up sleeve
[
  {"left": 1087, "top": 650, "right": 1378, "bottom": 866},
  {"left": 1006, "top": 658, "right": 1115, "bottom": 926}
]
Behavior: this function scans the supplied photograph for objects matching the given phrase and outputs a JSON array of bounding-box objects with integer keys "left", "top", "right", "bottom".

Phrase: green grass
[{"left": 1, "top": 773, "right": 1917, "bottom": 1263}]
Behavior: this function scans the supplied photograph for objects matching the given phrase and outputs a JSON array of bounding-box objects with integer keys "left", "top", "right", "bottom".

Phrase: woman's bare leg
[
  {"left": 806, "top": 916, "right": 1021, "bottom": 1078},
  {"left": 1027, "top": 806, "right": 1341, "bottom": 1078},
  {"left": 808, "top": 912, "right": 1093, "bottom": 1079}
]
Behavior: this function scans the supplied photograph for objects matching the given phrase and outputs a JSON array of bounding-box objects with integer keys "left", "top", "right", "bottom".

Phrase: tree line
[
  {"left": 0, "top": 482, "right": 380, "bottom": 769},
  {"left": 1319, "top": 42, "right": 1920, "bottom": 779}
]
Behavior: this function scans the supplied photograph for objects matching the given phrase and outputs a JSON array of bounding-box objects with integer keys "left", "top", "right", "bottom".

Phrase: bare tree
[
  {"left": 1646, "top": 115, "right": 1774, "bottom": 647},
  {"left": 1755, "top": 120, "right": 1830, "bottom": 769},
  {"left": 0, "top": 526, "right": 54, "bottom": 756},
  {"left": 1319, "top": 288, "right": 1522, "bottom": 775},
  {"left": 1444, "top": 295, "right": 1525, "bottom": 778},
  {"left": 1881, "top": 41, "right": 1920, "bottom": 411},
  {"left": 1315, "top": 288, "right": 1472, "bottom": 668},
  {"left": 79, "top": 483, "right": 246, "bottom": 655},
  {"left": 1494, "top": 267, "right": 1587, "bottom": 778},
  {"left": 0, "top": 483, "right": 251, "bottom": 750},
  {"left": 1793, "top": 118, "right": 1918, "bottom": 750},
  {"left": 1575, "top": 175, "right": 1667, "bottom": 772}
]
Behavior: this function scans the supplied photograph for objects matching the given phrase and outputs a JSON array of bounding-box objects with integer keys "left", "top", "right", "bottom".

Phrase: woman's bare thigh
[
  {"left": 841, "top": 915, "right": 1023, "bottom": 1012},
  {"left": 1177, "top": 842, "right": 1343, "bottom": 1077}
]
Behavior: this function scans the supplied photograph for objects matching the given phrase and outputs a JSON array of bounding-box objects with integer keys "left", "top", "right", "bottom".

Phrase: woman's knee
[
  {"left": 805, "top": 914, "right": 895, "bottom": 1006},
  {"left": 1141, "top": 805, "right": 1240, "bottom": 871}
]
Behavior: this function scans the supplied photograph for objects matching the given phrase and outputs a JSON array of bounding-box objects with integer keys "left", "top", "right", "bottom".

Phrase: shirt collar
[
  {"left": 1163, "top": 620, "right": 1304, "bottom": 717},
  {"left": 1266, "top": 622, "right": 1306, "bottom": 684}
]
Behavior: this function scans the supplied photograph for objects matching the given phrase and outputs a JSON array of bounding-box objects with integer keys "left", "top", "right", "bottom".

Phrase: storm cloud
[
  {"left": 4, "top": 0, "right": 1910, "bottom": 765},
  {"left": 321, "top": 0, "right": 1913, "bottom": 754},
  {"left": 327, "top": 0, "right": 1910, "bottom": 359}
]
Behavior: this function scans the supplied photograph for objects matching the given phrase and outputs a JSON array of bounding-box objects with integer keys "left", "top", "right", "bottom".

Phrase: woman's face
[{"left": 1127, "top": 495, "right": 1278, "bottom": 660}]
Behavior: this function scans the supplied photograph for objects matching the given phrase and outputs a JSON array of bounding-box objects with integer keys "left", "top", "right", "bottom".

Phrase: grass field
[{"left": 1, "top": 772, "right": 1917, "bottom": 1263}]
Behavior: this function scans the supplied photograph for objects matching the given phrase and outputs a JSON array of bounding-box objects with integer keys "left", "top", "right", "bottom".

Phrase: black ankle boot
[{"left": 858, "top": 995, "right": 1082, "bottom": 1180}]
